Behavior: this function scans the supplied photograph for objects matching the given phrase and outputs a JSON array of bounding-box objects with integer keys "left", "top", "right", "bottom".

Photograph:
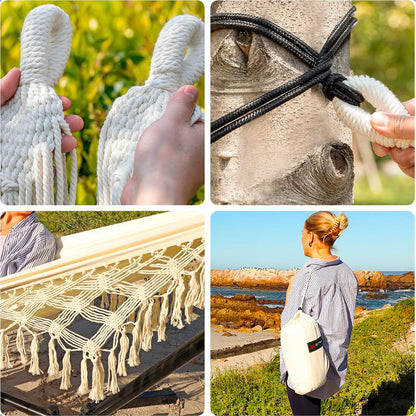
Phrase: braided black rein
[{"left": 211, "top": 7, "right": 364, "bottom": 144}]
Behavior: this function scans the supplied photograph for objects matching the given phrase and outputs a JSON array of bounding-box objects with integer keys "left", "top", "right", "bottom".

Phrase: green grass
[
  {"left": 211, "top": 299, "right": 415, "bottom": 416},
  {"left": 354, "top": 173, "right": 414, "bottom": 205},
  {"left": 36, "top": 211, "right": 161, "bottom": 236}
]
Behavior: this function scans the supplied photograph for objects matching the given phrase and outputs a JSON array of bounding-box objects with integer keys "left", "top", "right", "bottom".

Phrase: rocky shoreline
[
  {"left": 211, "top": 269, "right": 414, "bottom": 331},
  {"left": 211, "top": 269, "right": 414, "bottom": 291},
  {"left": 211, "top": 294, "right": 283, "bottom": 331}
]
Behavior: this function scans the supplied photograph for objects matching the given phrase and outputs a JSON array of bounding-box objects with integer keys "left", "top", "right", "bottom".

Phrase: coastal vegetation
[{"left": 211, "top": 299, "right": 415, "bottom": 416}]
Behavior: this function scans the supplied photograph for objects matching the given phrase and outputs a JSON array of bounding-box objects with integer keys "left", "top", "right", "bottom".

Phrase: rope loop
[
  {"left": 148, "top": 15, "right": 204, "bottom": 91},
  {"left": 20, "top": 4, "right": 72, "bottom": 86},
  {"left": 333, "top": 75, "right": 414, "bottom": 149}
]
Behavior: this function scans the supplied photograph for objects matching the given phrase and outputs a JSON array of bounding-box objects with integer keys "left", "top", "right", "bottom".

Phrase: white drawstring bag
[{"left": 281, "top": 267, "right": 329, "bottom": 395}]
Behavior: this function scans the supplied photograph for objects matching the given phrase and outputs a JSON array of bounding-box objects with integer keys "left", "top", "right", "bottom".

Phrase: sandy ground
[
  {"left": 211, "top": 326, "right": 279, "bottom": 375},
  {"left": 1, "top": 310, "right": 204, "bottom": 416}
]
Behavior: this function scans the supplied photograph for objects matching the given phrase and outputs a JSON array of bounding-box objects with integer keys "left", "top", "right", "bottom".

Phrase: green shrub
[{"left": 211, "top": 299, "right": 415, "bottom": 416}]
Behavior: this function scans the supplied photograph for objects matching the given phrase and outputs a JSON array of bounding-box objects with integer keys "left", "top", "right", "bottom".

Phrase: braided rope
[
  {"left": 97, "top": 15, "right": 205, "bottom": 205},
  {"left": 1, "top": 5, "right": 77, "bottom": 205},
  {"left": 333, "top": 75, "right": 414, "bottom": 149}
]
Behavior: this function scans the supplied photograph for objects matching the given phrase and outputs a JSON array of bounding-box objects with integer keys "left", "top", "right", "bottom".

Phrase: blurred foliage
[
  {"left": 351, "top": 1, "right": 414, "bottom": 102},
  {"left": 354, "top": 171, "right": 414, "bottom": 205},
  {"left": 351, "top": 1, "right": 414, "bottom": 205},
  {"left": 36, "top": 210, "right": 160, "bottom": 236},
  {"left": 1, "top": 1, "right": 204, "bottom": 205}
]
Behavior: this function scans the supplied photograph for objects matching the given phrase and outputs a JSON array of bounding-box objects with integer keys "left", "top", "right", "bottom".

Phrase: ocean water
[{"left": 211, "top": 286, "right": 414, "bottom": 310}]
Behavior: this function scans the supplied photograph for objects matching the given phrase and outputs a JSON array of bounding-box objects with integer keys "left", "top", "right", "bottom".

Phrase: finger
[
  {"left": 372, "top": 142, "right": 389, "bottom": 157},
  {"left": 370, "top": 112, "right": 415, "bottom": 141},
  {"left": 389, "top": 147, "right": 415, "bottom": 178},
  {"left": 64, "top": 114, "right": 84, "bottom": 132},
  {"left": 403, "top": 98, "right": 415, "bottom": 116},
  {"left": 163, "top": 85, "right": 199, "bottom": 123},
  {"left": 59, "top": 96, "right": 72, "bottom": 111},
  {"left": 1, "top": 67, "right": 21, "bottom": 105},
  {"left": 61, "top": 135, "right": 78, "bottom": 152}
]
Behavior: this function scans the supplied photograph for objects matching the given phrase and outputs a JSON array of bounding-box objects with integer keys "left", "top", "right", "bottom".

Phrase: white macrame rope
[
  {"left": 333, "top": 75, "right": 414, "bottom": 149},
  {"left": 97, "top": 14, "right": 205, "bottom": 205},
  {"left": 1, "top": 5, "right": 77, "bottom": 205}
]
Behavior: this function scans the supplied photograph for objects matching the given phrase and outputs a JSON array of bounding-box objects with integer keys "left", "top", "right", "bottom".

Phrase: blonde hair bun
[{"left": 305, "top": 211, "right": 348, "bottom": 246}]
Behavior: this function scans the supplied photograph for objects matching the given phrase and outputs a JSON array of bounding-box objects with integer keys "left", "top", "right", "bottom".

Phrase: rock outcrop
[
  {"left": 211, "top": 294, "right": 283, "bottom": 330},
  {"left": 211, "top": 269, "right": 414, "bottom": 291},
  {"left": 211, "top": 268, "right": 297, "bottom": 290},
  {"left": 354, "top": 270, "right": 414, "bottom": 291}
]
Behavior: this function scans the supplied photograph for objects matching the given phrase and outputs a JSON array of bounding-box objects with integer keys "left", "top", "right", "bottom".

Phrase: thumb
[
  {"left": 163, "top": 85, "right": 199, "bottom": 123},
  {"left": 1, "top": 67, "right": 21, "bottom": 106},
  {"left": 370, "top": 112, "right": 415, "bottom": 141}
]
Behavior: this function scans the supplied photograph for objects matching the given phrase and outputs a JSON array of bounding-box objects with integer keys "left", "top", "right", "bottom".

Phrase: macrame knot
[
  {"left": 321, "top": 72, "right": 364, "bottom": 106},
  {"left": 0, "top": 174, "right": 19, "bottom": 193}
]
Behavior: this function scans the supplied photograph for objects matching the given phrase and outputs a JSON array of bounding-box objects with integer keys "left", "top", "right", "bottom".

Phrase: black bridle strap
[{"left": 211, "top": 7, "right": 364, "bottom": 144}]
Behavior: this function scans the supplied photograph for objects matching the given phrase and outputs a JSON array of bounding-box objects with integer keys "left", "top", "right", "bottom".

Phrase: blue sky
[{"left": 211, "top": 211, "right": 414, "bottom": 271}]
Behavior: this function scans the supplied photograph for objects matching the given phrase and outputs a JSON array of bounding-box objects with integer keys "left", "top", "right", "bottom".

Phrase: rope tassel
[
  {"left": 117, "top": 329, "right": 129, "bottom": 376},
  {"left": 158, "top": 294, "right": 170, "bottom": 342},
  {"left": 47, "top": 336, "right": 60, "bottom": 376},
  {"left": 0, "top": 330, "right": 11, "bottom": 370},
  {"left": 128, "top": 309, "right": 144, "bottom": 367},
  {"left": 16, "top": 326, "right": 28, "bottom": 366},
  {"left": 60, "top": 350, "right": 72, "bottom": 390},
  {"left": 29, "top": 333, "right": 42, "bottom": 375},
  {"left": 89, "top": 351, "right": 105, "bottom": 402},
  {"left": 141, "top": 299, "right": 154, "bottom": 352},
  {"left": 77, "top": 352, "right": 89, "bottom": 395},
  {"left": 185, "top": 271, "right": 200, "bottom": 324},
  {"left": 171, "top": 274, "right": 185, "bottom": 329},
  {"left": 107, "top": 349, "right": 120, "bottom": 394}
]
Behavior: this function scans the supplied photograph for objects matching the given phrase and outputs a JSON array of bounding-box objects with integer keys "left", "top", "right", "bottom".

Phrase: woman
[
  {"left": 280, "top": 211, "right": 358, "bottom": 415},
  {"left": 1, "top": 211, "right": 56, "bottom": 277}
]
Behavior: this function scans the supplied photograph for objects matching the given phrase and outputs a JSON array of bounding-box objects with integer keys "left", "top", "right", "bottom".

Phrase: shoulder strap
[{"left": 298, "top": 266, "right": 312, "bottom": 311}]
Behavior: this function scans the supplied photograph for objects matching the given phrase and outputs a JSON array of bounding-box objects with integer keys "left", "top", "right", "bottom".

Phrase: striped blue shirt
[
  {"left": 0, "top": 212, "right": 56, "bottom": 277},
  {"left": 280, "top": 257, "right": 358, "bottom": 399}
]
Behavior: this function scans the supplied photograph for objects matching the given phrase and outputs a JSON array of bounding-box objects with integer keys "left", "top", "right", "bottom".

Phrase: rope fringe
[
  {"left": 77, "top": 353, "right": 89, "bottom": 396},
  {"left": 16, "top": 327, "right": 28, "bottom": 366},
  {"left": 89, "top": 351, "right": 105, "bottom": 402},
  {"left": 60, "top": 350, "right": 72, "bottom": 390},
  {"left": 47, "top": 337, "right": 60, "bottom": 376},
  {"left": 117, "top": 329, "right": 129, "bottom": 377},
  {"left": 28, "top": 334, "right": 42, "bottom": 375}
]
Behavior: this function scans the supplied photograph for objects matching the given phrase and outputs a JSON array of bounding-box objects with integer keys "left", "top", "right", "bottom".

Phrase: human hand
[
  {"left": 370, "top": 98, "right": 415, "bottom": 178},
  {"left": 1, "top": 67, "right": 82, "bottom": 152},
  {"left": 121, "top": 85, "right": 204, "bottom": 204}
]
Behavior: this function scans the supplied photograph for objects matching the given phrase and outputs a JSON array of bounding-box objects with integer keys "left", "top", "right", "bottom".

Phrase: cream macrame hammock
[
  {"left": 0, "top": 212, "right": 204, "bottom": 402},
  {"left": 1, "top": 5, "right": 77, "bottom": 205}
]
